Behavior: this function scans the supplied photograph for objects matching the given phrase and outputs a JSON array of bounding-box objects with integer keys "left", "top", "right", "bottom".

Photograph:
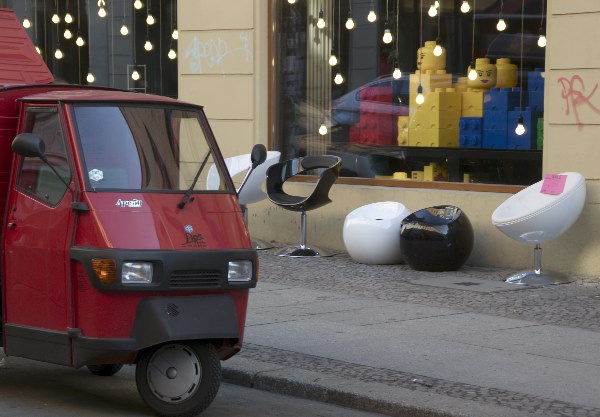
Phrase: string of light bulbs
[
  {"left": 538, "top": 0, "right": 547, "bottom": 47},
  {"left": 345, "top": 0, "right": 354, "bottom": 30},
  {"left": 334, "top": 0, "right": 344, "bottom": 84},
  {"left": 383, "top": 0, "right": 392, "bottom": 44},
  {"left": 415, "top": 0, "right": 425, "bottom": 105},
  {"left": 496, "top": 0, "right": 506, "bottom": 31},
  {"left": 433, "top": 0, "right": 443, "bottom": 56},
  {"left": 392, "top": 0, "right": 401, "bottom": 79},
  {"left": 515, "top": 0, "right": 526, "bottom": 136},
  {"left": 468, "top": 0, "right": 477, "bottom": 81}
]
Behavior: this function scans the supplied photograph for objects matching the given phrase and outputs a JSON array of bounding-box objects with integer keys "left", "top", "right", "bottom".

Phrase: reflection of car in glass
[
  {"left": 485, "top": 33, "right": 545, "bottom": 65},
  {"left": 331, "top": 75, "right": 410, "bottom": 127}
]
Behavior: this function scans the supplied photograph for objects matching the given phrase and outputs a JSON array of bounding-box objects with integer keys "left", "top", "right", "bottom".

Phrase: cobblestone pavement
[
  {"left": 258, "top": 251, "right": 600, "bottom": 332},
  {"left": 221, "top": 250, "right": 600, "bottom": 417}
]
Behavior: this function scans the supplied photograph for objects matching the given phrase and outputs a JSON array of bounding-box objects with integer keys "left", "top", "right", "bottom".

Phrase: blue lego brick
[
  {"left": 483, "top": 128, "right": 507, "bottom": 149},
  {"left": 527, "top": 69, "right": 545, "bottom": 92},
  {"left": 459, "top": 117, "right": 483, "bottom": 148},
  {"left": 483, "top": 88, "right": 520, "bottom": 112},
  {"left": 507, "top": 107, "right": 538, "bottom": 150},
  {"left": 528, "top": 90, "right": 544, "bottom": 112},
  {"left": 483, "top": 109, "right": 508, "bottom": 129}
]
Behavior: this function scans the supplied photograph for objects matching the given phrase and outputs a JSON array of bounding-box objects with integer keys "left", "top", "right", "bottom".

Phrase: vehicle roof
[{"left": 18, "top": 87, "right": 200, "bottom": 108}]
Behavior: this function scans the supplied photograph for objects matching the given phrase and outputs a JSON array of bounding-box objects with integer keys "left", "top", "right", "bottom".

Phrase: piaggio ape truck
[{"left": 0, "top": 8, "right": 265, "bottom": 416}]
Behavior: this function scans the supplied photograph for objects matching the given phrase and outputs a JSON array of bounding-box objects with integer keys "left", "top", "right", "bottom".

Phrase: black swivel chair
[{"left": 266, "top": 155, "right": 342, "bottom": 257}]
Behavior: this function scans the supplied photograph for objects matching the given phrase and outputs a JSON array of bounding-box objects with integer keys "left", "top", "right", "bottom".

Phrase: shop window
[{"left": 272, "top": 0, "right": 546, "bottom": 187}]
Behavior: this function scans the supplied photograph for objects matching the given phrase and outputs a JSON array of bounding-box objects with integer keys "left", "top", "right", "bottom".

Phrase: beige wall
[{"left": 179, "top": 0, "right": 600, "bottom": 278}]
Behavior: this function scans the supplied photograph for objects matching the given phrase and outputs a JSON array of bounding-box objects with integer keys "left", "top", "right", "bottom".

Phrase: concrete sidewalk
[{"left": 222, "top": 249, "right": 600, "bottom": 417}]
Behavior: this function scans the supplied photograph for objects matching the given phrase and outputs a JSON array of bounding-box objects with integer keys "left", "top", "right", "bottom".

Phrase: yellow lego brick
[
  {"left": 410, "top": 73, "right": 452, "bottom": 93},
  {"left": 393, "top": 171, "right": 408, "bottom": 179},
  {"left": 424, "top": 165, "right": 434, "bottom": 181},
  {"left": 453, "top": 76, "right": 468, "bottom": 93},
  {"left": 463, "top": 173, "right": 471, "bottom": 183},
  {"left": 411, "top": 171, "right": 424, "bottom": 180},
  {"left": 462, "top": 89, "right": 484, "bottom": 117},
  {"left": 408, "top": 108, "right": 461, "bottom": 130},
  {"left": 397, "top": 116, "right": 409, "bottom": 146},
  {"left": 408, "top": 127, "right": 459, "bottom": 147},
  {"left": 419, "top": 88, "right": 461, "bottom": 112}
]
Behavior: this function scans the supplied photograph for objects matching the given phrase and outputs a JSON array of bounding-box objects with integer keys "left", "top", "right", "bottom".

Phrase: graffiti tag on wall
[
  {"left": 558, "top": 74, "right": 600, "bottom": 129},
  {"left": 184, "top": 32, "right": 253, "bottom": 74}
]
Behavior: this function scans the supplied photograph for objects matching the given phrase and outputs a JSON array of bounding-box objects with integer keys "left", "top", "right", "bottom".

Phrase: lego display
[
  {"left": 416, "top": 40, "right": 446, "bottom": 72},
  {"left": 467, "top": 58, "right": 497, "bottom": 90},
  {"left": 495, "top": 58, "right": 518, "bottom": 88},
  {"left": 400, "top": 205, "right": 474, "bottom": 272}
]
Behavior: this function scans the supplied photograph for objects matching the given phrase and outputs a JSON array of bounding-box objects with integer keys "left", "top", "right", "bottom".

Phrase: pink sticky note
[{"left": 540, "top": 174, "right": 567, "bottom": 195}]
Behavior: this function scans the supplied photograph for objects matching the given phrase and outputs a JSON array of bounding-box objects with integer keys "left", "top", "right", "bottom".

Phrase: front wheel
[{"left": 135, "top": 342, "right": 221, "bottom": 417}]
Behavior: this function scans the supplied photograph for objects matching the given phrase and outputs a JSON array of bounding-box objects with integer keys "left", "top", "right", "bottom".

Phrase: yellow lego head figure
[
  {"left": 495, "top": 58, "right": 518, "bottom": 88},
  {"left": 416, "top": 40, "right": 446, "bottom": 72},
  {"left": 467, "top": 58, "right": 497, "bottom": 90}
]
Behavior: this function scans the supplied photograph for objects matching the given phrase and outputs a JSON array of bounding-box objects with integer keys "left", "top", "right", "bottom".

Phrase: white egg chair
[{"left": 492, "top": 172, "right": 586, "bottom": 285}]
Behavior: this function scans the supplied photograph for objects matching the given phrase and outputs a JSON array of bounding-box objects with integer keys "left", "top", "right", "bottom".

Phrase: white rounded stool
[
  {"left": 343, "top": 201, "right": 411, "bottom": 264},
  {"left": 492, "top": 171, "right": 586, "bottom": 285}
]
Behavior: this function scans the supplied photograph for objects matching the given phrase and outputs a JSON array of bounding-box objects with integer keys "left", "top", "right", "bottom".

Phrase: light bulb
[
  {"left": 433, "top": 44, "right": 443, "bottom": 56},
  {"left": 288, "top": 0, "right": 297, "bottom": 3},
  {"left": 468, "top": 68, "right": 477, "bottom": 80},
  {"left": 35, "top": 46, "right": 41, "bottom": 54},
  {"left": 317, "top": 10, "right": 325, "bottom": 29},
  {"left": 87, "top": 72, "right": 95, "bottom": 83},
  {"left": 428, "top": 5, "right": 437, "bottom": 17},
  {"left": 334, "top": 72, "right": 344, "bottom": 84},
  {"left": 538, "top": 34, "right": 547, "bottom": 48},
  {"left": 52, "top": 13, "right": 60, "bottom": 24},
  {"left": 65, "top": 13, "right": 73, "bottom": 24},
  {"left": 434, "top": 1, "right": 439, "bottom": 7},
  {"left": 98, "top": 7, "right": 107, "bottom": 17},
  {"left": 23, "top": 18, "right": 31, "bottom": 28},
  {"left": 168, "top": 48, "right": 177, "bottom": 59},
  {"left": 172, "top": 29, "right": 179, "bottom": 39},
  {"left": 345, "top": 16, "right": 355, "bottom": 30},
  {"left": 132, "top": 70, "right": 141, "bottom": 80},
  {"left": 393, "top": 67, "right": 402, "bottom": 79},
  {"left": 329, "top": 54, "right": 338, "bottom": 66},
  {"left": 144, "top": 40, "right": 153, "bottom": 51},
  {"left": 134, "top": 0, "right": 143, "bottom": 9},
  {"left": 496, "top": 18, "right": 506, "bottom": 31},
  {"left": 460, "top": 1, "right": 470, "bottom": 13},
  {"left": 515, "top": 116, "right": 526, "bottom": 136},
  {"left": 120, "top": 24, "right": 129, "bottom": 36},
  {"left": 367, "top": 10, "right": 377, "bottom": 22},
  {"left": 146, "top": 13, "right": 155, "bottom": 25},
  {"left": 416, "top": 93, "right": 425, "bottom": 105},
  {"left": 382, "top": 28, "right": 393, "bottom": 44},
  {"left": 64, "top": 29, "right": 72, "bottom": 39},
  {"left": 54, "top": 48, "right": 63, "bottom": 59},
  {"left": 76, "top": 36, "right": 85, "bottom": 46},
  {"left": 318, "top": 123, "right": 328, "bottom": 135}
]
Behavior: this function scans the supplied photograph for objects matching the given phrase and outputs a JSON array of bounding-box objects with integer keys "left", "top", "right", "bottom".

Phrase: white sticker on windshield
[{"left": 89, "top": 169, "right": 104, "bottom": 182}]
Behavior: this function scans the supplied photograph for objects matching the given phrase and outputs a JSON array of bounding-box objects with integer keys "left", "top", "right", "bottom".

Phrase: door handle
[{"left": 7, "top": 222, "right": 16, "bottom": 228}]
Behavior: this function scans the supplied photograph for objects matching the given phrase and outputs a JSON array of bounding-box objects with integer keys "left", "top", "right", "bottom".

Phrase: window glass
[
  {"left": 73, "top": 105, "right": 230, "bottom": 193},
  {"left": 17, "top": 109, "right": 71, "bottom": 206},
  {"left": 272, "top": 0, "right": 546, "bottom": 186}
]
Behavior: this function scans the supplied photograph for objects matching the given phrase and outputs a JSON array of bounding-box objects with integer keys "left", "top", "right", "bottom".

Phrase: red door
[{"left": 3, "top": 106, "right": 73, "bottom": 333}]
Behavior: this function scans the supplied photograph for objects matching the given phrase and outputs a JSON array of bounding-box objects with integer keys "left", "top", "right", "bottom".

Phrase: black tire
[
  {"left": 135, "top": 342, "right": 221, "bottom": 417},
  {"left": 87, "top": 364, "right": 124, "bottom": 376}
]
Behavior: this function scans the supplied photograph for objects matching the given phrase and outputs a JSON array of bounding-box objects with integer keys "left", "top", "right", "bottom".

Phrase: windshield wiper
[{"left": 178, "top": 151, "right": 211, "bottom": 209}]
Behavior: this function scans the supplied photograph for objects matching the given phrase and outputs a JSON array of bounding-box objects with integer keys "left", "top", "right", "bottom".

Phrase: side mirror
[
  {"left": 250, "top": 144, "right": 267, "bottom": 169},
  {"left": 12, "top": 133, "right": 46, "bottom": 160}
]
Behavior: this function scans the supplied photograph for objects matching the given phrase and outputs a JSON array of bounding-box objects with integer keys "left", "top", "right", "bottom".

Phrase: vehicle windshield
[{"left": 72, "top": 104, "right": 231, "bottom": 193}]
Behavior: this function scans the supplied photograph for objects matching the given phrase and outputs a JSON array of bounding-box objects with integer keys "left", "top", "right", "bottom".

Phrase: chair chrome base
[
  {"left": 505, "top": 270, "right": 575, "bottom": 286},
  {"left": 252, "top": 238, "right": 274, "bottom": 250},
  {"left": 274, "top": 245, "right": 333, "bottom": 257},
  {"left": 505, "top": 243, "right": 575, "bottom": 285}
]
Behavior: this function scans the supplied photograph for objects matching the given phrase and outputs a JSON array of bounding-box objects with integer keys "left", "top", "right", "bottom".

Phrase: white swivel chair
[
  {"left": 492, "top": 172, "right": 586, "bottom": 285},
  {"left": 207, "top": 150, "right": 281, "bottom": 249},
  {"left": 343, "top": 202, "right": 411, "bottom": 264}
]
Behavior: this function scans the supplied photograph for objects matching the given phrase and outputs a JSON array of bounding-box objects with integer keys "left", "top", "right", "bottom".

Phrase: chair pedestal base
[
  {"left": 505, "top": 244, "right": 575, "bottom": 285},
  {"left": 274, "top": 245, "right": 333, "bottom": 257},
  {"left": 252, "top": 238, "right": 274, "bottom": 250},
  {"left": 505, "top": 269, "right": 575, "bottom": 286}
]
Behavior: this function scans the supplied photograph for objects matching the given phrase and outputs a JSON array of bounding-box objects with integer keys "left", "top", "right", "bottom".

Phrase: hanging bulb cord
[
  {"left": 519, "top": 0, "right": 524, "bottom": 113},
  {"left": 338, "top": 0, "right": 341, "bottom": 60},
  {"left": 471, "top": 0, "right": 476, "bottom": 63},
  {"left": 419, "top": 0, "right": 422, "bottom": 85},
  {"left": 395, "top": 0, "right": 399, "bottom": 62},
  {"left": 539, "top": 0, "right": 545, "bottom": 34},
  {"left": 498, "top": 0, "right": 503, "bottom": 21},
  {"left": 437, "top": 0, "right": 441, "bottom": 41}
]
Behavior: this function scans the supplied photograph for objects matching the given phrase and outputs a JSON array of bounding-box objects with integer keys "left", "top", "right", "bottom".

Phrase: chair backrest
[
  {"left": 206, "top": 151, "right": 281, "bottom": 205},
  {"left": 266, "top": 155, "right": 342, "bottom": 212}
]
